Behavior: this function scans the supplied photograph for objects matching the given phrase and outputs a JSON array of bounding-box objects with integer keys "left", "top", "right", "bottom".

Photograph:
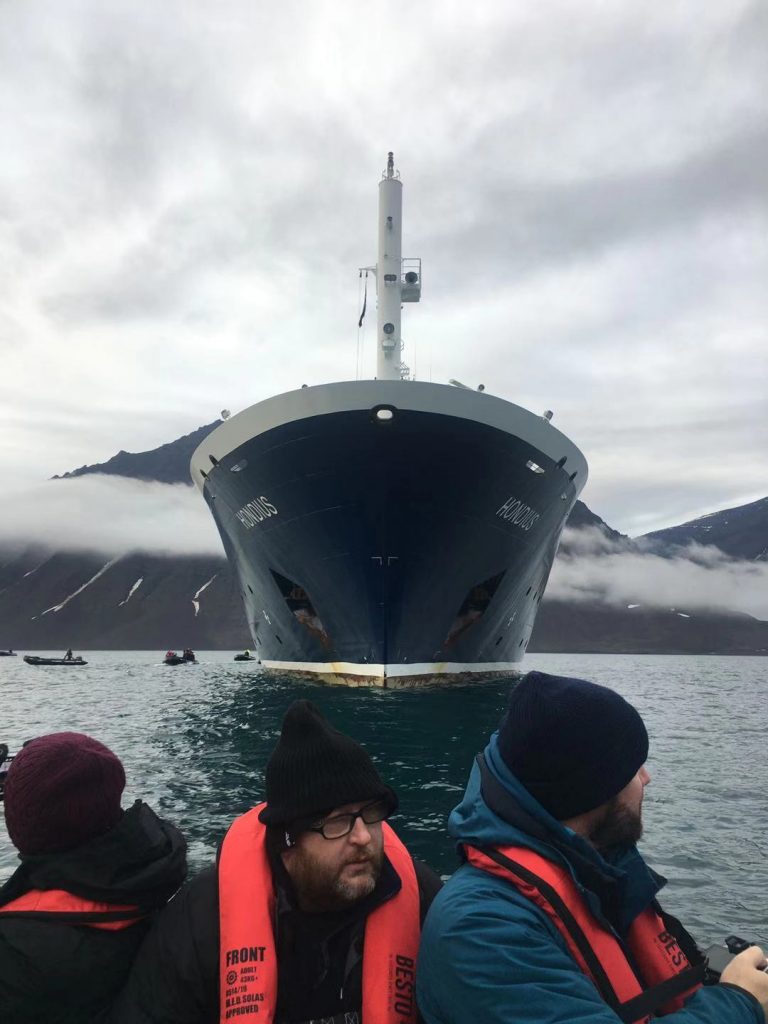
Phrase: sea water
[{"left": 1, "top": 652, "right": 766, "bottom": 946}]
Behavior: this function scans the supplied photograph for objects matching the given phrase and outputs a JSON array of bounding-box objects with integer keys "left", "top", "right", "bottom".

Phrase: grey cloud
[
  {"left": 549, "top": 526, "right": 768, "bottom": 618},
  {"left": 1, "top": 477, "right": 223, "bottom": 557},
  {"left": 420, "top": 128, "right": 767, "bottom": 295},
  {"left": 0, "top": 0, "right": 765, "bottom": 540}
]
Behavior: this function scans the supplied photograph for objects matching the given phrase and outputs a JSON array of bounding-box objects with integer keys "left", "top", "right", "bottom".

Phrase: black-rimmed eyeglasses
[{"left": 307, "top": 798, "right": 391, "bottom": 840}]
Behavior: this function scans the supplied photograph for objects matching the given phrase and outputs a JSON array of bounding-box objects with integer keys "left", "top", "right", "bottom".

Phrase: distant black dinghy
[
  {"left": 0, "top": 651, "right": 17, "bottom": 657},
  {"left": 23, "top": 655, "right": 87, "bottom": 667},
  {"left": 164, "top": 649, "right": 197, "bottom": 665},
  {"left": 234, "top": 651, "right": 256, "bottom": 661}
]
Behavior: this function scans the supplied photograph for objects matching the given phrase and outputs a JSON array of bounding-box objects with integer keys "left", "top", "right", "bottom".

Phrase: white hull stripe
[{"left": 261, "top": 660, "right": 520, "bottom": 678}]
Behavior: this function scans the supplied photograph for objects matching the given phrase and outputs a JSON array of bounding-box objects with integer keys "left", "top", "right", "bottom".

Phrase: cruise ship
[{"left": 191, "top": 154, "right": 588, "bottom": 687}]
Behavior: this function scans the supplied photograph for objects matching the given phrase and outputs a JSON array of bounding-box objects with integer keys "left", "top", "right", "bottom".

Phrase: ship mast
[{"left": 375, "top": 152, "right": 421, "bottom": 380}]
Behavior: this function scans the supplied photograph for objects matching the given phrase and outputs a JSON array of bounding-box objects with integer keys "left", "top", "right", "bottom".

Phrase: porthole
[{"left": 371, "top": 405, "right": 396, "bottom": 424}]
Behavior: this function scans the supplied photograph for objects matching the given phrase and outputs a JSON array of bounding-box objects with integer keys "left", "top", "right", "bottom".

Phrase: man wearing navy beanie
[{"left": 418, "top": 671, "right": 768, "bottom": 1024}]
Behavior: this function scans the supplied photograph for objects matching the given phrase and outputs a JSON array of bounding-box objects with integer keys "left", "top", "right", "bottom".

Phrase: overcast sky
[{"left": 1, "top": 0, "right": 766, "bottom": 538}]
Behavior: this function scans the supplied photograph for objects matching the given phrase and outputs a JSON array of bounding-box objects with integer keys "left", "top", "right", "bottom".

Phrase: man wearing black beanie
[
  {"left": 418, "top": 671, "right": 768, "bottom": 1024},
  {"left": 113, "top": 699, "right": 441, "bottom": 1024}
]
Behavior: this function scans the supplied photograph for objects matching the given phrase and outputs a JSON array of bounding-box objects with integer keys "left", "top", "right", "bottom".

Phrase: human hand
[{"left": 721, "top": 946, "right": 768, "bottom": 1020}]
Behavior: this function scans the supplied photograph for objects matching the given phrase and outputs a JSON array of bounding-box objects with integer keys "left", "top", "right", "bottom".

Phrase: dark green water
[{"left": 2, "top": 651, "right": 766, "bottom": 947}]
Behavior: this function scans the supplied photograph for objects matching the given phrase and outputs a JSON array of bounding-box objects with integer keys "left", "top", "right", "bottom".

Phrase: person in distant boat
[
  {"left": 63, "top": 648, "right": 73, "bottom": 661},
  {"left": 0, "top": 732, "right": 187, "bottom": 1023},
  {"left": 112, "top": 699, "right": 441, "bottom": 1024},
  {"left": 417, "top": 671, "right": 768, "bottom": 1024}
]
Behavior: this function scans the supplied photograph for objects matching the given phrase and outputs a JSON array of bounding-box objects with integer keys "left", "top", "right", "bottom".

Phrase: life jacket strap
[
  {"left": 0, "top": 907, "right": 145, "bottom": 924},
  {"left": 474, "top": 847, "right": 704, "bottom": 1022},
  {"left": 477, "top": 846, "right": 625, "bottom": 1016},
  {"left": 0, "top": 889, "right": 146, "bottom": 931},
  {"left": 616, "top": 966, "right": 705, "bottom": 1023}
]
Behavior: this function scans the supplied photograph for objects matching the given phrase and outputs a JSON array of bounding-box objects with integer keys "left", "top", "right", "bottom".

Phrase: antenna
[{"left": 371, "top": 152, "right": 421, "bottom": 381}]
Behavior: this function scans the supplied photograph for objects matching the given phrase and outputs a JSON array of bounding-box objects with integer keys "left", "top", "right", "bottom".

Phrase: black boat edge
[{"left": 23, "top": 655, "right": 88, "bottom": 667}]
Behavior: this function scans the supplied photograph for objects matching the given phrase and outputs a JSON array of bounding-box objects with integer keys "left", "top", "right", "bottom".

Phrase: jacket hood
[
  {"left": 0, "top": 800, "right": 187, "bottom": 907},
  {"left": 449, "top": 732, "right": 589, "bottom": 855},
  {"left": 449, "top": 732, "right": 663, "bottom": 933}
]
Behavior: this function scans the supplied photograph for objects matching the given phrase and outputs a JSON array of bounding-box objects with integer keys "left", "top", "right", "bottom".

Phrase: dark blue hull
[{"left": 195, "top": 389, "right": 585, "bottom": 686}]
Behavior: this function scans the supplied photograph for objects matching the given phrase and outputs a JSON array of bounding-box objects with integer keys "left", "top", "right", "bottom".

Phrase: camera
[
  {"left": 0, "top": 743, "right": 12, "bottom": 801},
  {"left": 703, "top": 936, "right": 760, "bottom": 982}
]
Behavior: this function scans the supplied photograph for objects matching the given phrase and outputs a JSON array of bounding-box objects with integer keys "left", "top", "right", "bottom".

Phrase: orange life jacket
[
  {"left": 0, "top": 889, "right": 144, "bottom": 931},
  {"left": 465, "top": 844, "right": 703, "bottom": 1023},
  {"left": 218, "top": 803, "right": 420, "bottom": 1024}
]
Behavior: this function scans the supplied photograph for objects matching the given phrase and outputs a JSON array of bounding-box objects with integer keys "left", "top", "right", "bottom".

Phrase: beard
[
  {"left": 286, "top": 843, "right": 384, "bottom": 913},
  {"left": 588, "top": 796, "right": 643, "bottom": 850}
]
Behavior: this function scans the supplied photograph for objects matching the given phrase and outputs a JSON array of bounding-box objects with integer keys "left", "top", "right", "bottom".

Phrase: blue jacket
[{"left": 417, "top": 734, "right": 762, "bottom": 1024}]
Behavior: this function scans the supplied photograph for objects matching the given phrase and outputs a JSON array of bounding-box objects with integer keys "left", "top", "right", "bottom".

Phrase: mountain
[
  {"left": 2, "top": 424, "right": 766, "bottom": 655},
  {"left": 0, "top": 549, "right": 248, "bottom": 650},
  {"left": 528, "top": 601, "right": 768, "bottom": 656},
  {"left": 642, "top": 497, "right": 768, "bottom": 561},
  {"left": 559, "top": 501, "right": 624, "bottom": 541},
  {"left": 52, "top": 421, "right": 221, "bottom": 485}
]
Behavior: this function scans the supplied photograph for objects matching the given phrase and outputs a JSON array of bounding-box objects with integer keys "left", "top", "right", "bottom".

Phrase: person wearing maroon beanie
[{"left": 0, "top": 732, "right": 187, "bottom": 1024}]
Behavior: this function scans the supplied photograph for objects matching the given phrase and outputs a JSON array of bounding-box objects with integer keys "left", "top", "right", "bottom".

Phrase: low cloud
[
  {"left": 1, "top": 477, "right": 224, "bottom": 558},
  {"left": 549, "top": 527, "right": 768, "bottom": 619}
]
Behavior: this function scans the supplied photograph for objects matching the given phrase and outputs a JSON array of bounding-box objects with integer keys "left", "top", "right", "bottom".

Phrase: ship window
[
  {"left": 200, "top": 470, "right": 208, "bottom": 480},
  {"left": 526, "top": 460, "right": 545, "bottom": 474},
  {"left": 495, "top": 636, "right": 504, "bottom": 646},
  {"left": 209, "top": 454, "right": 219, "bottom": 466},
  {"left": 270, "top": 570, "right": 331, "bottom": 649},
  {"left": 526, "top": 587, "right": 532, "bottom": 595},
  {"left": 556, "top": 456, "right": 567, "bottom": 468},
  {"left": 444, "top": 572, "right": 505, "bottom": 647},
  {"left": 275, "top": 634, "right": 283, "bottom": 644},
  {"left": 569, "top": 471, "right": 578, "bottom": 481},
  {"left": 247, "top": 584, "right": 254, "bottom": 594}
]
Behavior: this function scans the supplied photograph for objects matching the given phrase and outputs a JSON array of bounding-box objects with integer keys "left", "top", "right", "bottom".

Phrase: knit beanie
[
  {"left": 3, "top": 732, "right": 126, "bottom": 855},
  {"left": 258, "top": 700, "right": 397, "bottom": 826},
  {"left": 497, "top": 671, "right": 648, "bottom": 820}
]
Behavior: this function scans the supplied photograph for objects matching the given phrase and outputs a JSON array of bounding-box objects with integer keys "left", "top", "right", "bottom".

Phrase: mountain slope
[
  {"left": 643, "top": 496, "right": 768, "bottom": 561},
  {"left": 53, "top": 421, "right": 221, "bottom": 485}
]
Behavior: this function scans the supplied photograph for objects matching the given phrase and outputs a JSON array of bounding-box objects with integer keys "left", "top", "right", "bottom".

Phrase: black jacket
[
  {"left": 110, "top": 841, "right": 442, "bottom": 1024},
  {"left": 0, "top": 800, "right": 187, "bottom": 1024}
]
